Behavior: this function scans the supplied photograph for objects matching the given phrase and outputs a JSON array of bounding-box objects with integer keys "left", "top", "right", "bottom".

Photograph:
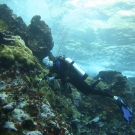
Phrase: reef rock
[
  {"left": 94, "top": 70, "right": 127, "bottom": 85},
  {"left": 0, "top": 4, "right": 54, "bottom": 62},
  {"left": 0, "top": 4, "right": 27, "bottom": 41},
  {"left": 0, "top": 35, "right": 36, "bottom": 68},
  {"left": 27, "top": 15, "right": 54, "bottom": 61}
]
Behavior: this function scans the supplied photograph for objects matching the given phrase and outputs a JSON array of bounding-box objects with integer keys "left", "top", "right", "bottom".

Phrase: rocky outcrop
[
  {"left": 0, "top": 4, "right": 27, "bottom": 41},
  {"left": 27, "top": 15, "right": 54, "bottom": 61},
  {"left": 0, "top": 4, "right": 53, "bottom": 62},
  {"left": 0, "top": 3, "right": 135, "bottom": 135}
]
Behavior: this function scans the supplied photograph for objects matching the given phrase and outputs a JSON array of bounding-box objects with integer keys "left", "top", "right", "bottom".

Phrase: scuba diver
[{"left": 42, "top": 54, "right": 132, "bottom": 124}]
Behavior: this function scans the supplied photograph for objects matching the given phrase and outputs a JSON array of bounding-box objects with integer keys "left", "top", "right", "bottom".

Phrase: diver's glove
[
  {"left": 47, "top": 77, "right": 54, "bottom": 82},
  {"left": 43, "top": 74, "right": 54, "bottom": 82},
  {"left": 114, "top": 96, "right": 133, "bottom": 123},
  {"left": 37, "top": 75, "right": 54, "bottom": 85}
]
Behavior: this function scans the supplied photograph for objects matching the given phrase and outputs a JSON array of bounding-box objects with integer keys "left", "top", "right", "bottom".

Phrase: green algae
[
  {"left": 62, "top": 105, "right": 81, "bottom": 119},
  {"left": 0, "top": 20, "right": 9, "bottom": 30}
]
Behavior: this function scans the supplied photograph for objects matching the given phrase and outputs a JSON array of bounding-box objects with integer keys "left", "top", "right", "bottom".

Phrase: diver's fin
[{"left": 121, "top": 105, "right": 133, "bottom": 124}]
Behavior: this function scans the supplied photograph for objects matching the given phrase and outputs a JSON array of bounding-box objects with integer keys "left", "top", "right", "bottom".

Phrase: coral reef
[
  {"left": 0, "top": 61, "right": 72, "bottom": 135},
  {"left": 27, "top": 15, "right": 54, "bottom": 61},
  {"left": 0, "top": 3, "right": 135, "bottom": 135},
  {"left": 0, "top": 35, "right": 36, "bottom": 67},
  {"left": 0, "top": 4, "right": 27, "bottom": 41},
  {"left": 0, "top": 4, "right": 53, "bottom": 62}
]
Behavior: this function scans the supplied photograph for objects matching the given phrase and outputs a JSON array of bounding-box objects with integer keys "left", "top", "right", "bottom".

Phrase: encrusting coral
[{"left": 0, "top": 35, "right": 36, "bottom": 67}]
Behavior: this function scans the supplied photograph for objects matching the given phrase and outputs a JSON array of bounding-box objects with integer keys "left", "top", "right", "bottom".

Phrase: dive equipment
[
  {"left": 43, "top": 57, "right": 53, "bottom": 68},
  {"left": 65, "top": 57, "right": 88, "bottom": 80},
  {"left": 121, "top": 105, "right": 132, "bottom": 124},
  {"left": 114, "top": 96, "right": 133, "bottom": 123}
]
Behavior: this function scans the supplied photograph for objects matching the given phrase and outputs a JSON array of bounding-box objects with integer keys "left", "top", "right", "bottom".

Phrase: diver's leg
[
  {"left": 90, "top": 89, "right": 113, "bottom": 98},
  {"left": 90, "top": 79, "right": 100, "bottom": 88}
]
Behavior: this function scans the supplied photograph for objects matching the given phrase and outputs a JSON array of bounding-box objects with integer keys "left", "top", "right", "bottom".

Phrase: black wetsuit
[{"left": 49, "top": 56, "right": 113, "bottom": 98}]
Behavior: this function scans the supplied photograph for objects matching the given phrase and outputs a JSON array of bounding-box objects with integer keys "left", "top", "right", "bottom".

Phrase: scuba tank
[{"left": 65, "top": 57, "right": 88, "bottom": 80}]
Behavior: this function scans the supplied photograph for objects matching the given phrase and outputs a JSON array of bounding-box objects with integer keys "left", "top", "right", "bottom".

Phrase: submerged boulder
[{"left": 27, "top": 15, "right": 54, "bottom": 61}]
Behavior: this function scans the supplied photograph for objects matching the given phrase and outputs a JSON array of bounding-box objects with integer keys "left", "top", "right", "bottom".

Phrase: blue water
[{"left": 1, "top": 0, "right": 135, "bottom": 77}]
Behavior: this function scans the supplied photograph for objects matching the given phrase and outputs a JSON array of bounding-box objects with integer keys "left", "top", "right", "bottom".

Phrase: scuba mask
[{"left": 42, "top": 56, "right": 53, "bottom": 68}]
